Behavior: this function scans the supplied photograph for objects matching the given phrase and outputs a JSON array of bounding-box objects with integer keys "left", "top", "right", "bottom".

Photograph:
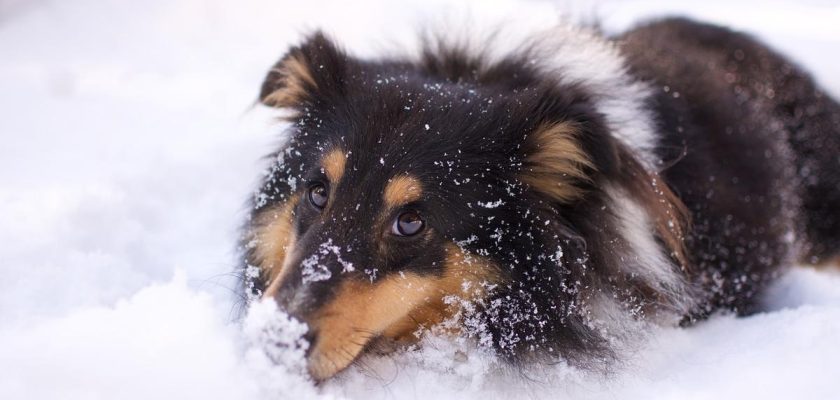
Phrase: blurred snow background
[{"left": 1, "top": 0, "right": 839, "bottom": 399}]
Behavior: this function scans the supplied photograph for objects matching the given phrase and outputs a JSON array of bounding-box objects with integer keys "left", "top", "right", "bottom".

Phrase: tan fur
[
  {"left": 306, "top": 243, "right": 499, "bottom": 380},
  {"left": 322, "top": 149, "right": 347, "bottom": 184},
  {"left": 262, "top": 55, "right": 317, "bottom": 108},
  {"left": 807, "top": 256, "right": 840, "bottom": 269},
  {"left": 521, "top": 122, "right": 594, "bottom": 203},
  {"left": 251, "top": 196, "right": 299, "bottom": 298},
  {"left": 646, "top": 177, "right": 691, "bottom": 269},
  {"left": 618, "top": 146, "right": 691, "bottom": 270},
  {"left": 383, "top": 175, "right": 423, "bottom": 208}
]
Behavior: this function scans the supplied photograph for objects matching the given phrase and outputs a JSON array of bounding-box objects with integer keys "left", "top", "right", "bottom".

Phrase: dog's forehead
[
  {"left": 347, "top": 69, "right": 508, "bottom": 118},
  {"left": 291, "top": 76, "right": 529, "bottom": 195}
]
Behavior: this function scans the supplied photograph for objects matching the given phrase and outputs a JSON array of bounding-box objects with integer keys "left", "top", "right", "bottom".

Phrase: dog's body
[{"left": 242, "top": 18, "right": 840, "bottom": 380}]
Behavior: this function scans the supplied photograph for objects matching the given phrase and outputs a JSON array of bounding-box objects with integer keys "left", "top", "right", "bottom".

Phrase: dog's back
[{"left": 619, "top": 18, "right": 840, "bottom": 316}]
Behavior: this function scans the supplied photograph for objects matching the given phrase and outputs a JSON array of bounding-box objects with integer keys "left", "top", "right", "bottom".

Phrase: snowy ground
[{"left": 1, "top": 0, "right": 840, "bottom": 399}]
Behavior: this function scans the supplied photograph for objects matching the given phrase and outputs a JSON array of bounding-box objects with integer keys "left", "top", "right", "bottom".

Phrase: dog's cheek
[
  {"left": 381, "top": 244, "right": 502, "bottom": 342},
  {"left": 305, "top": 274, "right": 439, "bottom": 380},
  {"left": 250, "top": 195, "right": 300, "bottom": 296}
]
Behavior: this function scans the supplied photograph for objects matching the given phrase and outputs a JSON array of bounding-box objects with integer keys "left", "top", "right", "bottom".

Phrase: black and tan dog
[{"left": 241, "top": 17, "right": 840, "bottom": 380}]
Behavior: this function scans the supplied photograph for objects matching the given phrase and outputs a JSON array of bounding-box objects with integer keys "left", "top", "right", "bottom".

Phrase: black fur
[
  {"left": 242, "top": 18, "right": 840, "bottom": 375},
  {"left": 619, "top": 18, "right": 840, "bottom": 316}
]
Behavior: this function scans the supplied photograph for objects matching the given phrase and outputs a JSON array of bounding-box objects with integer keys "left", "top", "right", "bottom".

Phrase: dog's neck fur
[
  {"left": 434, "top": 23, "right": 661, "bottom": 168},
  {"left": 530, "top": 24, "right": 661, "bottom": 169},
  {"left": 466, "top": 23, "right": 692, "bottom": 324}
]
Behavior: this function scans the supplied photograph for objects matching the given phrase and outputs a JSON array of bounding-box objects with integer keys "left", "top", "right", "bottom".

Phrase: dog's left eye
[
  {"left": 308, "top": 183, "right": 328, "bottom": 209},
  {"left": 392, "top": 211, "right": 424, "bottom": 236}
]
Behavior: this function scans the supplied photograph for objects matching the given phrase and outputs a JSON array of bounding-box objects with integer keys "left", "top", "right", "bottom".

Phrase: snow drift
[{"left": 1, "top": 0, "right": 839, "bottom": 399}]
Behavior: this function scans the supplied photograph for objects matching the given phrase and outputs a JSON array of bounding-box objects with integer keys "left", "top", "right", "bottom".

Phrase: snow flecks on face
[
  {"left": 301, "top": 239, "right": 355, "bottom": 284},
  {"left": 364, "top": 268, "right": 379, "bottom": 282},
  {"left": 300, "top": 253, "right": 332, "bottom": 283},
  {"left": 245, "top": 264, "right": 263, "bottom": 302},
  {"left": 455, "top": 234, "right": 479, "bottom": 248},
  {"left": 255, "top": 141, "right": 301, "bottom": 210},
  {"left": 477, "top": 199, "right": 504, "bottom": 208}
]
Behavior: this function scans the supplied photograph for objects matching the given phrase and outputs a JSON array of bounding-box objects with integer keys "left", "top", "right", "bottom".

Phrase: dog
[{"left": 241, "top": 17, "right": 840, "bottom": 381}]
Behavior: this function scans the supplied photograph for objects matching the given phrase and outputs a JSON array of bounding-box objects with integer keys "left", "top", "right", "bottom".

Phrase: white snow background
[{"left": 1, "top": 0, "right": 839, "bottom": 399}]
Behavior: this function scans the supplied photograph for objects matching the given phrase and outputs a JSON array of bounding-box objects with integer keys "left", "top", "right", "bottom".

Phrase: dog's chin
[
  {"left": 305, "top": 328, "right": 381, "bottom": 381},
  {"left": 306, "top": 333, "right": 419, "bottom": 381},
  {"left": 306, "top": 338, "right": 367, "bottom": 382}
]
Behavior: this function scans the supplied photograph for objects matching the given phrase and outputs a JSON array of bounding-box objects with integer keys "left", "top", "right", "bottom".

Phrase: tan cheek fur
[
  {"left": 250, "top": 196, "right": 299, "bottom": 298},
  {"left": 255, "top": 149, "right": 348, "bottom": 298},
  {"left": 306, "top": 243, "right": 500, "bottom": 380}
]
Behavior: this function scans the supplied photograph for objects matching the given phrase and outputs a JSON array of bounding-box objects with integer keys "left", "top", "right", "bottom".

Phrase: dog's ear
[
  {"left": 259, "top": 31, "right": 347, "bottom": 108},
  {"left": 518, "top": 121, "right": 595, "bottom": 203},
  {"left": 519, "top": 120, "right": 691, "bottom": 270}
]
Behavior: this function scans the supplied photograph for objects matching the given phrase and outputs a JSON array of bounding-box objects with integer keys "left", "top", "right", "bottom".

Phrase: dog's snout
[
  {"left": 272, "top": 281, "right": 314, "bottom": 320},
  {"left": 269, "top": 243, "right": 348, "bottom": 325}
]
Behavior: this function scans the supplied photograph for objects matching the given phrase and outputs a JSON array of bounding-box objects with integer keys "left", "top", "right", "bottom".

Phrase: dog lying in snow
[{"left": 241, "top": 17, "right": 840, "bottom": 380}]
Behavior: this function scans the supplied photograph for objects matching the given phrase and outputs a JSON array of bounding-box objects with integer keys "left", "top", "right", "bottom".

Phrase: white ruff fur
[
  {"left": 604, "top": 185, "right": 695, "bottom": 323},
  {"left": 444, "top": 20, "right": 662, "bottom": 168},
  {"left": 531, "top": 25, "right": 660, "bottom": 168},
  {"left": 478, "top": 23, "right": 690, "bottom": 323}
]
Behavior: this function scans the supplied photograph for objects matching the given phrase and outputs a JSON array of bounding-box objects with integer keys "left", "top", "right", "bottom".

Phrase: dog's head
[{"left": 244, "top": 32, "right": 688, "bottom": 380}]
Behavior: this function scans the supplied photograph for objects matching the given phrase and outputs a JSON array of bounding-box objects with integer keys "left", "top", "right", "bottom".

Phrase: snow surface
[{"left": 1, "top": 0, "right": 839, "bottom": 399}]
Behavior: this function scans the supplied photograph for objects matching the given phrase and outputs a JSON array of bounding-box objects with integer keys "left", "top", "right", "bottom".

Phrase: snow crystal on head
[
  {"left": 301, "top": 253, "right": 332, "bottom": 283},
  {"left": 477, "top": 199, "right": 504, "bottom": 208},
  {"left": 300, "top": 239, "right": 355, "bottom": 284}
]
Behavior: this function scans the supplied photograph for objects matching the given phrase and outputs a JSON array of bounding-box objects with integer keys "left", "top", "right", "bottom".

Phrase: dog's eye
[
  {"left": 392, "top": 211, "right": 424, "bottom": 236},
  {"left": 308, "top": 184, "right": 328, "bottom": 209}
]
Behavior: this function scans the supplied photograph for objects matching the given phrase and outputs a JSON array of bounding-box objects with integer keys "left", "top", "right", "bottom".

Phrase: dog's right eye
[
  {"left": 392, "top": 211, "right": 425, "bottom": 236},
  {"left": 308, "top": 183, "right": 328, "bottom": 209}
]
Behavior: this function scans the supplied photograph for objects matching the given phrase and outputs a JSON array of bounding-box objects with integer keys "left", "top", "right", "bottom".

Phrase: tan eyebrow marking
[
  {"left": 383, "top": 175, "right": 423, "bottom": 208},
  {"left": 322, "top": 149, "right": 347, "bottom": 183}
]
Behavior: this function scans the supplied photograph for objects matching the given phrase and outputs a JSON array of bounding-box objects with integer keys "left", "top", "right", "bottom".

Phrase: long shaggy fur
[{"left": 241, "top": 17, "right": 840, "bottom": 379}]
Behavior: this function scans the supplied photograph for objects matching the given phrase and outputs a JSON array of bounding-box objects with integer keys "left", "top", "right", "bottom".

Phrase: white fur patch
[
  {"left": 410, "top": 20, "right": 661, "bottom": 168},
  {"left": 604, "top": 184, "right": 694, "bottom": 322},
  {"left": 526, "top": 24, "right": 659, "bottom": 167}
]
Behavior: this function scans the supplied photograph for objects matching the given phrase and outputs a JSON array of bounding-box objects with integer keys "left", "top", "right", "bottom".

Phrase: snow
[
  {"left": 1, "top": 0, "right": 839, "bottom": 399},
  {"left": 477, "top": 199, "right": 505, "bottom": 208}
]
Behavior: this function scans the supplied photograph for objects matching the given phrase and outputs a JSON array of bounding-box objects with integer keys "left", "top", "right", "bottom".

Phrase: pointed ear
[
  {"left": 259, "top": 31, "right": 347, "bottom": 108},
  {"left": 519, "top": 122, "right": 595, "bottom": 203}
]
